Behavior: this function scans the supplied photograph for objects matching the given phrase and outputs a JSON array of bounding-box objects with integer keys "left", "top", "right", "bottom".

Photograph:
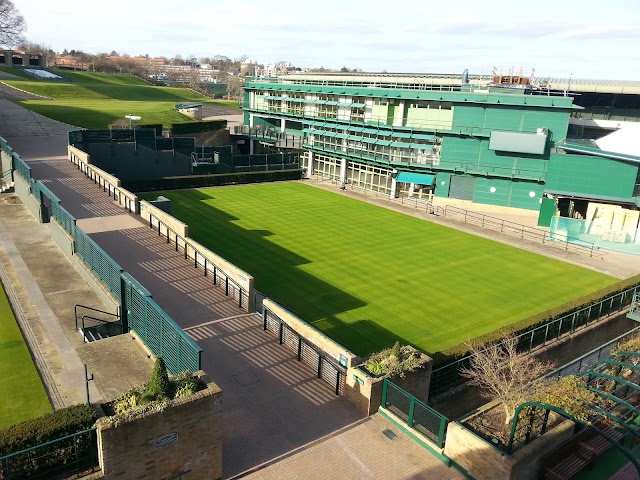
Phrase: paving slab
[{"left": 241, "top": 414, "right": 464, "bottom": 480}]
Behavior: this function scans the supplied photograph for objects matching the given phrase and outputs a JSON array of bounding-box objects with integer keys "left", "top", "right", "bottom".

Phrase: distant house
[{"left": 0, "top": 49, "right": 46, "bottom": 68}]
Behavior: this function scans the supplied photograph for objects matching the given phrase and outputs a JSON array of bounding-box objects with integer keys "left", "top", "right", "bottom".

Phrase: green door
[{"left": 537, "top": 197, "right": 558, "bottom": 226}]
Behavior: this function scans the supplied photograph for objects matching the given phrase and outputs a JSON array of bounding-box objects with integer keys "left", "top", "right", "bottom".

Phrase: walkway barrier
[
  {"left": 429, "top": 284, "right": 640, "bottom": 399},
  {"left": 433, "top": 204, "right": 599, "bottom": 257},
  {"left": 122, "top": 273, "right": 202, "bottom": 375},
  {"left": 543, "top": 325, "right": 640, "bottom": 381},
  {"left": 263, "top": 303, "right": 350, "bottom": 395},
  {"left": 69, "top": 147, "right": 138, "bottom": 214},
  {"left": 143, "top": 207, "right": 252, "bottom": 312},
  {"left": 0, "top": 428, "right": 98, "bottom": 480},
  {"left": 5, "top": 136, "right": 203, "bottom": 375},
  {"left": 381, "top": 379, "right": 448, "bottom": 448}
]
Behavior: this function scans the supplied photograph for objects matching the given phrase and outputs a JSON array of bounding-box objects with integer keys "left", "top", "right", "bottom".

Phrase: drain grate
[{"left": 382, "top": 429, "right": 397, "bottom": 440}]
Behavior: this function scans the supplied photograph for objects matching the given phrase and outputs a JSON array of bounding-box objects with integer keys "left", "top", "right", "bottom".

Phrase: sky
[{"left": 12, "top": 0, "right": 640, "bottom": 80}]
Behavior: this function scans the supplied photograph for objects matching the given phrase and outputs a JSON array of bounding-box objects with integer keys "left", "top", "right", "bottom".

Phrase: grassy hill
[{"left": 0, "top": 69, "right": 238, "bottom": 129}]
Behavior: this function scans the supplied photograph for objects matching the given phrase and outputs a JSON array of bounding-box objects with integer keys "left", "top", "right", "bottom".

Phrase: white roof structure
[{"left": 595, "top": 124, "right": 640, "bottom": 157}]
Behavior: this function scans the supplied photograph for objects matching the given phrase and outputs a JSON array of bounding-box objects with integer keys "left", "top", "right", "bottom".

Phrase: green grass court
[
  {"left": 0, "top": 283, "right": 51, "bottom": 429},
  {"left": 0, "top": 68, "right": 238, "bottom": 129},
  {"left": 148, "top": 182, "right": 617, "bottom": 357}
]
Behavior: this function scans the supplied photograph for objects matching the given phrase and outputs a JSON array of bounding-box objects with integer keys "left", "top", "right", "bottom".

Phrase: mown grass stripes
[{"left": 149, "top": 182, "right": 617, "bottom": 356}]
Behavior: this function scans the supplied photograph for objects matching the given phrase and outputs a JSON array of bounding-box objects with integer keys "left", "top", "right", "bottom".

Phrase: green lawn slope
[
  {"left": 147, "top": 183, "right": 617, "bottom": 357},
  {"left": 0, "top": 283, "right": 51, "bottom": 429},
  {"left": 1, "top": 69, "right": 238, "bottom": 128}
]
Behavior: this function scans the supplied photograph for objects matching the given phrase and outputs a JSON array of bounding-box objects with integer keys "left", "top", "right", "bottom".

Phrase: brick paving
[{"left": 241, "top": 414, "right": 464, "bottom": 480}]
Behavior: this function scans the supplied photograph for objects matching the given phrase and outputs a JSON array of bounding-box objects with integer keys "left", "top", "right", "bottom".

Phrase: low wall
[
  {"left": 444, "top": 402, "right": 575, "bottom": 480},
  {"left": 50, "top": 219, "right": 120, "bottom": 314},
  {"left": 69, "top": 145, "right": 91, "bottom": 165},
  {"left": 1, "top": 150, "right": 12, "bottom": 178},
  {"left": 14, "top": 174, "right": 41, "bottom": 222},
  {"left": 344, "top": 367, "right": 384, "bottom": 415},
  {"left": 141, "top": 200, "right": 188, "bottom": 238},
  {"left": 96, "top": 372, "right": 222, "bottom": 480},
  {"left": 70, "top": 145, "right": 138, "bottom": 214},
  {"left": 263, "top": 298, "right": 358, "bottom": 369}
]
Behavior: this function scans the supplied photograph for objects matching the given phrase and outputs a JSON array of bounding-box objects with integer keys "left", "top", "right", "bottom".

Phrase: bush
[
  {"left": 123, "top": 169, "right": 305, "bottom": 193},
  {"left": 171, "top": 120, "right": 227, "bottom": 135},
  {"left": 438, "top": 273, "right": 640, "bottom": 362},
  {"left": 364, "top": 343, "right": 425, "bottom": 378},
  {"left": 0, "top": 404, "right": 97, "bottom": 456},
  {"left": 147, "top": 357, "right": 171, "bottom": 400}
]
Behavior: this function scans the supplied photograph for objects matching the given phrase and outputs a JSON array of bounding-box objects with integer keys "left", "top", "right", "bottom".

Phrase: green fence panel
[
  {"left": 382, "top": 379, "right": 448, "bottom": 448},
  {"left": 122, "top": 273, "right": 201, "bottom": 375},
  {"left": 74, "top": 230, "right": 123, "bottom": 301}
]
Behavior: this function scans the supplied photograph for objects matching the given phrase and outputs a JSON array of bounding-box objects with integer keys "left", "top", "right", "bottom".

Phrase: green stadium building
[{"left": 237, "top": 72, "right": 640, "bottom": 253}]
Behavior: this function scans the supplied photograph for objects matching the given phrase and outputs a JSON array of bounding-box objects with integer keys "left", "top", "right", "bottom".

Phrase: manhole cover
[{"left": 233, "top": 371, "right": 260, "bottom": 387}]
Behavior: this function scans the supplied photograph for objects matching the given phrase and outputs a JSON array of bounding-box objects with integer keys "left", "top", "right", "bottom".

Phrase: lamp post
[{"left": 125, "top": 114, "right": 141, "bottom": 129}]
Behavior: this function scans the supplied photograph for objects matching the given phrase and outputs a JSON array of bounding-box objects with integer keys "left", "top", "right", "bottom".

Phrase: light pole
[{"left": 125, "top": 114, "right": 141, "bottom": 129}]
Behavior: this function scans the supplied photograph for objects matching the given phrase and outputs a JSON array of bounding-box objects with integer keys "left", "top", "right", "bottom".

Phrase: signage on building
[{"left": 155, "top": 433, "right": 179, "bottom": 450}]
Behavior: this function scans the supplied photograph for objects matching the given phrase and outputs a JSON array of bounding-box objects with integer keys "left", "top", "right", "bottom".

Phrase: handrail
[
  {"left": 147, "top": 211, "right": 247, "bottom": 308},
  {"left": 81, "top": 315, "right": 124, "bottom": 337},
  {"left": 0, "top": 428, "right": 96, "bottom": 461},
  {"left": 74, "top": 304, "right": 119, "bottom": 331},
  {"left": 434, "top": 204, "right": 598, "bottom": 257}
]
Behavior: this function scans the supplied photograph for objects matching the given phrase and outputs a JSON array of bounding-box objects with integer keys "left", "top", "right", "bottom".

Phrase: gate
[
  {"left": 263, "top": 307, "right": 346, "bottom": 395},
  {"left": 448, "top": 175, "right": 475, "bottom": 201}
]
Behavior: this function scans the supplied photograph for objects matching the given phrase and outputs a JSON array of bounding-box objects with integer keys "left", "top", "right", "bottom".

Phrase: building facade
[{"left": 238, "top": 72, "right": 640, "bottom": 250}]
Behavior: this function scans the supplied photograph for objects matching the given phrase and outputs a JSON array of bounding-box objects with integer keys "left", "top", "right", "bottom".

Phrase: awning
[{"left": 396, "top": 172, "right": 436, "bottom": 185}]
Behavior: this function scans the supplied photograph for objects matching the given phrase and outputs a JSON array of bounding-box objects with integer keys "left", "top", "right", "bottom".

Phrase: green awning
[{"left": 396, "top": 172, "right": 435, "bottom": 185}]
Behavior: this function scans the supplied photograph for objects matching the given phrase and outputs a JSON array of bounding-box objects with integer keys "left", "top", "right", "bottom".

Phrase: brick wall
[{"left": 96, "top": 373, "right": 223, "bottom": 480}]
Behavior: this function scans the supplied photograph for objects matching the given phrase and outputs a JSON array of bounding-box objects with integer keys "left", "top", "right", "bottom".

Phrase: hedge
[
  {"left": 0, "top": 404, "right": 97, "bottom": 457},
  {"left": 123, "top": 169, "right": 305, "bottom": 192},
  {"left": 135, "top": 124, "right": 163, "bottom": 136},
  {"left": 438, "top": 272, "right": 640, "bottom": 361},
  {"left": 171, "top": 120, "right": 227, "bottom": 135}
]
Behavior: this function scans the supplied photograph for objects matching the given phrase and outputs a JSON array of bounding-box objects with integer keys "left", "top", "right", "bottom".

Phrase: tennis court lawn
[
  {"left": 155, "top": 182, "right": 617, "bottom": 356},
  {"left": 0, "top": 283, "right": 51, "bottom": 429}
]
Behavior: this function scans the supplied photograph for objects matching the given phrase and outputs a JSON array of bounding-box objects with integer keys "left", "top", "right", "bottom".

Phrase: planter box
[{"left": 96, "top": 371, "right": 222, "bottom": 480}]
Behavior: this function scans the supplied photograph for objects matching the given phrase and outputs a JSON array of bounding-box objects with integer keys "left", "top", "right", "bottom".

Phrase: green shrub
[
  {"left": 124, "top": 169, "right": 305, "bottom": 193},
  {"left": 146, "top": 357, "right": 171, "bottom": 400},
  {"left": 171, "top": 120, "right": 227, "bottom": 135},
  {"left": 0, "top": 404, "right": 97, "bottom": 456},
  {"left": 364, "top": 343, "right": 425, "bottom": 378}
]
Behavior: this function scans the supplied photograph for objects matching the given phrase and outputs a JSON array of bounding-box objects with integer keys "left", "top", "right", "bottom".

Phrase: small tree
[
  {"left": 147, "top": 357, "right": 171, "bottom": 400},
  {"left": 460, "top": 337, "right": 553, "bottom": 425}
]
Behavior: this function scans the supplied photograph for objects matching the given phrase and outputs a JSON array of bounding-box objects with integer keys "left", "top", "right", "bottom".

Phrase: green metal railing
[
  {"left": 74, "top": 229, "right": 123, "bottom": 301},
  {"left": 381, "top": 379, "right": 448, "bottom": 448},
  {"left": 0, "top": 428, "right": 98, "bottom": 479},
  {"left": 429, "top": 284, "right": 640, "bottom": 399},
  {"left": 123, "top": 273, "right": 202, "bottom": 375}
]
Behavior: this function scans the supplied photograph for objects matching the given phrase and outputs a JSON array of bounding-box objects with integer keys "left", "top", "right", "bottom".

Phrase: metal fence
[
  {"left": 433, "top": 205, "right": 599, "bottom": 257},
  {"left": 429, "top": 284, "right": 640, "bottom": 399},
  {"left": 0, "top": 428, "right": 98, "bottom": 480},
  {"left": 382, "top": 379, "right": 448, "bottom": 448},
  {"left": 263, "top": 306, "right": 346, "bottom": 395},
  {"left": 147, "top": 211, "right": 250, "bottom": 311},
  {"left": 543, "top": 325, "right": 640, "bottom": 381},
  {"left": 5, "top": 136, "right": 202, "bottom": 376},
  {"left": 122, "top": 273, "right": 202, "bottom": 375}
]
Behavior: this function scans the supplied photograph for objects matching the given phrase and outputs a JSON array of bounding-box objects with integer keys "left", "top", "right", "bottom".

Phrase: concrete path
[{"left": 241, "top": 414, "right": 464, "bottom": 480}]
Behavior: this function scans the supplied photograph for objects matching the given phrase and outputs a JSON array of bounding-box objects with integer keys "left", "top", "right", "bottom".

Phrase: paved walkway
[
  {"left": 241, "top": 414, "right": 464, "bottom": 480},
  {"left": 18, "top": 154, "right": 364, "bottom": 477}
]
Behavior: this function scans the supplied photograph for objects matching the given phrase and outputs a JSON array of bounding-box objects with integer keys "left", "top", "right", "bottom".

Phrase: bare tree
[
  {"left": 0, "top": 0, "right": 25, "bottom": 47},
  {"left": 460, "top": 337, "right": 553, "bottom": 424}
]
